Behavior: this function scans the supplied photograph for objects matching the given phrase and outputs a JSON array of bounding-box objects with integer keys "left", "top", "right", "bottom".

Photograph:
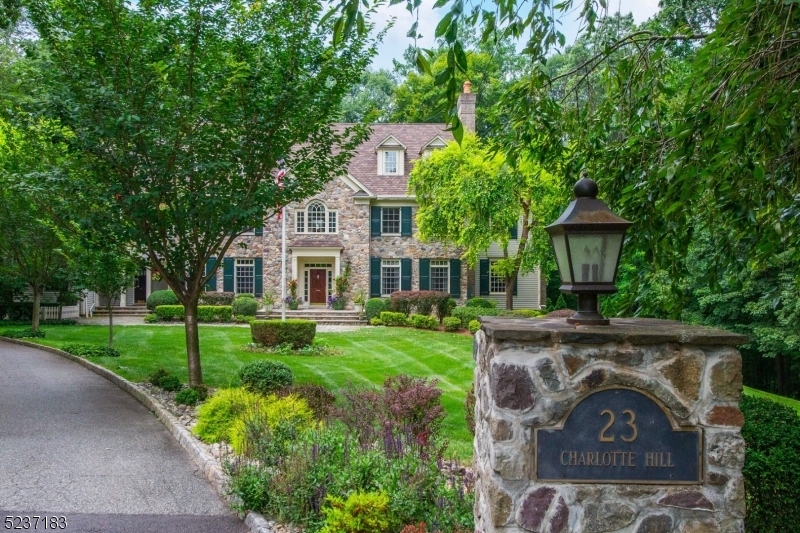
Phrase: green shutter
[
  {"left": 205, "top": 257, "right": 217, "bottom": 291},
  {"left": 449, "top": 258, "right": 461, "bottom": 298},
  {"left": 479, "top": 259, "right": 490, "bottom": 296},
  {"left": 510, "top": 224, "right": 518, "bottom": 239},
  {"left": 371, "top": 206, "right": 381, "bottom": 236},
  {"left": 254, "top": 226, "right": 263, "bottom": 236},
  {"left": 401, "top": 258, "right": 412, "bottom": 291},
  {"left": 254, "top": 258, "right": 263, "bottom": 297},
  {"left": 419, "top": 259, "right": 430, "bottom": 290},
  {"left": 370, "top": 257, "right": 381, "bottom": 297},
  {"left": 223, "top": 257, "right": 234, "bottom": 292},
  {"left": 401, "top": 207, "right": 412, "bottom": 236}
]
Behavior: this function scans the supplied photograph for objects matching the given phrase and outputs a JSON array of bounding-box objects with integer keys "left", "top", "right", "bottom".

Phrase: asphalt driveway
[{"left": 0, "top": 340, "right": 248, "bottom": 533}]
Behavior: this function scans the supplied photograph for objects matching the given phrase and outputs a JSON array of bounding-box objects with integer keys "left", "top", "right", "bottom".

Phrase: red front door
[{"left": 310, "top": 269, "right": 327, "bottom": 304}]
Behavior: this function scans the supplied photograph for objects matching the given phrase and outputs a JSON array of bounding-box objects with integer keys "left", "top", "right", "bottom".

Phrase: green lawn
[
  {"left": 743, "top": 386, "right": 800, "bottom": 415},
  {"left": 8, "top": 325, "right": 476, "bottom": 458}
]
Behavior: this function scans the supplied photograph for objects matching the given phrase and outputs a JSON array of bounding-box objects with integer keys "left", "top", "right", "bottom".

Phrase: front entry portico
[{"left": 289, "top": 239, "right": 343, "bottom": 308}]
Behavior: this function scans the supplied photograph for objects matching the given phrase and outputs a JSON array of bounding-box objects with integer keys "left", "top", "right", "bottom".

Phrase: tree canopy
[{"left": 15, "top": 0, "right": 377, "bottom": 384}]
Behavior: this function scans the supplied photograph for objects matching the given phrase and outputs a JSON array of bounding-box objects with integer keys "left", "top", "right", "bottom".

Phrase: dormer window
[
  {"left": 375, "top": 135, "right": 406, "bottom": 175},
  {"left": 420, "top": 135, "right": 448, "bottom": 158},
  {"left": 384, "top": 151, "right": 398, "bottom": 174}
]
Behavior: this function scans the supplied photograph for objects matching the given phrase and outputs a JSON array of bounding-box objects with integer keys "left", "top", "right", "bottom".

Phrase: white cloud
[{"left": 370, "top": 0, "right": 661, "bottom": 69}]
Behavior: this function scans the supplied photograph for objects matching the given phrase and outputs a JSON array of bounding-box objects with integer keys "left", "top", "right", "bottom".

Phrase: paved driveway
[{"left": 0, "top": 341, "right": 248, "bottom": 533}]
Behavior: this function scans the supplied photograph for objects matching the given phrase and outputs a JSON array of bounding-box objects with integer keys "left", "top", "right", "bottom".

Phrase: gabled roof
[
  {"left": 374, "top": 134, "right": 407, "bottom": 151},
  {"left": 419, "top": 135, "right": 449, "bottom": 154},
  {"left": 339, "top": 123, "right": 454, "bottom": 197}
]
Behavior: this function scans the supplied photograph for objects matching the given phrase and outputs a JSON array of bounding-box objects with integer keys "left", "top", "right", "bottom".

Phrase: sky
[{"left": 369, "top": 0, "right": 661, "bottom": 70}]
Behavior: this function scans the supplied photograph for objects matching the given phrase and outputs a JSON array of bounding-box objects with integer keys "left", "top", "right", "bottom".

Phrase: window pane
[
  {"left": 381, "top": 207, "right": 400, "bottom": 234},
  {"left": 236, "top": 259, "right": 255, "bottom": 295},
  {"left": 381, "top": 261, "right": 400, "bottom": 296},
  {"left": 328, "top": 211, "right": 337, "bottom": 233},
  {"left": 430, "top": 260, "right": 449, "bottom": 292},
  {"left": 296, "top": 211, "right": 305, "bottom": 233},
  {"left": 489, "top": 261, "right": 505, "bottom": 294},
  {"left": 384, "top": 151, "right": 397, "bottom": 173},
  {"left": 308, "top": 202, "right": 326, "bottom": 233}
]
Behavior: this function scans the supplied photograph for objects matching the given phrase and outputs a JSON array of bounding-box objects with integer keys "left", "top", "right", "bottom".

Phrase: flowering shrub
[{"left": 327, "top": 294, "right": 345, "bottom": 310}]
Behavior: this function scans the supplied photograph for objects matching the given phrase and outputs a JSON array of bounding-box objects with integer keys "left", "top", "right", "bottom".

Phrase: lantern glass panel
[
  {"left": 550, "top": 233, "right": 572, "bottom": 283},
  {"left": 567, "top": 233, "right": 623, "bottom": 284}
]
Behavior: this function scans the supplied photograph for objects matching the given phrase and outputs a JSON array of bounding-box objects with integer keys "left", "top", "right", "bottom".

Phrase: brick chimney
[{"left": 457, "top": 80, "right": 476, "bottom": 133}]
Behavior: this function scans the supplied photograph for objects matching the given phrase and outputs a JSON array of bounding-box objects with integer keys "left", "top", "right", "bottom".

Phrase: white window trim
[
  {"left": 489, "top": 259, "right": 506, "bottom": 295},
  {"left": 235, "top": 258, "right": 255, "bottom": 295},
  {"left": 430, "top": 259, "right": 450, "bottom": 293},
  {"left": 381, "top": 259, "right": 401, "bottom": 297},
  {"left": 378, "top": 149, "right": 404, "bottom": 175},
  {"left": 295, "top": 202, "right": 338, "bottom": 234},
  {"left": 381, "top": 207, "right": 401, "bottom": 236}
]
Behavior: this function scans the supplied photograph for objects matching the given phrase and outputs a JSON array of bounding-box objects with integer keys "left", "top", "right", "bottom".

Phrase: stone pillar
[
  {"left": 458, "top": 80, "right": 477, "bottom": 133},
  {"left": 473, "top": 317, "right": 747, "bottom": 533}
]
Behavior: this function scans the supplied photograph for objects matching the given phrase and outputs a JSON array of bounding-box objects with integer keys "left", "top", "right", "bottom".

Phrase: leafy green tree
[
  {"left": 22, "top": 0, "right": 375, "bottom": 384},
  {"left": 409, "top": 134, "right": 566, "bottom": 309},
  {"left": 339, "top": 69, "right": 397, "bottom": 122}
]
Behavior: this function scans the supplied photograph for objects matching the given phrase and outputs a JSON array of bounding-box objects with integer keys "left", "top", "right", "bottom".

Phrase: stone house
[
  {"left": 105, "top": 84, "right": 545, "bottom": 311},
  {"left": 203, "top": 84, "right": 546, "bottom": 310}
]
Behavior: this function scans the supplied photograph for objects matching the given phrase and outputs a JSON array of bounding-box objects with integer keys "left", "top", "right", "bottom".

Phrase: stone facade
[{"left": 473, "top": 317, "right": 747, "bottom": 533}]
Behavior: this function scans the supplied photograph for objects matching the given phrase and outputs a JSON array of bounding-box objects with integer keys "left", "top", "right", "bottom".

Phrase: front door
[
  {"left": 310, "top": 269, "right": 327, "bottom": 305},
  {"left": 134, "top": 269, "right": 147, "bottom": 304}
]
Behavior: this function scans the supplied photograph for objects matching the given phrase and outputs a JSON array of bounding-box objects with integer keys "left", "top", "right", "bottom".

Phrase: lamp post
[{"left": 545, "top": 175, "right": 631, "bottom": 326}]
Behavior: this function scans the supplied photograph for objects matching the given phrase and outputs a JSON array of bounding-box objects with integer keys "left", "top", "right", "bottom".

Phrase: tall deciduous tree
[
  {"left": 339, "top": 69, "right": 397, "bottom": 123},
  {"left": 409, "top": 134, "right": 566, "bottom": 309},
  {"left": 23, "top": 0, "right": 375, "bottom": 384}
]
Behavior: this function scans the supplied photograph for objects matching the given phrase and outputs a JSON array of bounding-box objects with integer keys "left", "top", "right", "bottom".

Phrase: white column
[
  {"left": 145, "top": 268, "right": 152, "bottom": 299},
  {"left": 119, "top": 289, "right": 127, "bottom": 307}
]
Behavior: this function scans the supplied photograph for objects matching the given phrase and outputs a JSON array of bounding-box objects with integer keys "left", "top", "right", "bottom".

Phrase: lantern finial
[{"left": 574, "top": 176, "right": 598, "bottom": 199}]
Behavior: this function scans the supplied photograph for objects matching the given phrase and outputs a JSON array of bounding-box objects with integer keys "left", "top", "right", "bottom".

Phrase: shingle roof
[{"left": 341, "top": 123, "right": 453, "bottom": 197}]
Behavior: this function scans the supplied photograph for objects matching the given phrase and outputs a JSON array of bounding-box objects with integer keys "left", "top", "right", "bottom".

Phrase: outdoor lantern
[{"left": 545, "top": 174, "right": 631, "bottom": 326}]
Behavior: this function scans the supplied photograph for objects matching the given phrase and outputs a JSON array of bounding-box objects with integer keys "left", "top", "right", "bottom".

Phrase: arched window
[{"left": 296, "top": 201, "right": 337, "bottom": 234}]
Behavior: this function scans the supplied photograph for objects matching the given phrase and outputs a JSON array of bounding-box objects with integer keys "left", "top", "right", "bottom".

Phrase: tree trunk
[
  {"left": 775, "top": 354, "right": 785, "bottom": 395},
  {"left": 31, "top": 286, "right": 41, "bottom": 331},
  {"left": 184, "top": 297, "right": 203, "bottom": 386},
  {"left": 108, "top": 300, "right": 114, "bottom": 349},
  {"left": 505, "top": 275, "right": 515, "bottom": 311}
]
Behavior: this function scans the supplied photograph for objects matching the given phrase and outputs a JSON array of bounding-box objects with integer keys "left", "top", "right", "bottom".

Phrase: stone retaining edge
[{"left": 0, "top": 337, "right": 274, "bottom": 533}]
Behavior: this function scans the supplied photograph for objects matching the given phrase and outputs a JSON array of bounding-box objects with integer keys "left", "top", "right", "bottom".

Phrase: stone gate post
[{"left": 473, "top": 317, "right": 747, "bottom": 533}]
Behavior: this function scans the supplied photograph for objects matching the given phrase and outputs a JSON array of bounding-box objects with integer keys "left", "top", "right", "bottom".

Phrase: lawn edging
[{"left": 0, "top": 336, "right": 274, "bottom": 533}]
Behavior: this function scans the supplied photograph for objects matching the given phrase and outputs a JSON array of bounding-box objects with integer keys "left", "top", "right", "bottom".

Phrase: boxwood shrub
[
  {"left": 451, "top": 306, "right": 502, "bottom": 328},
  {"left": 468, "top": 319, "right": 481, "bottom": 334},
  {"left": 200, "top": 291, "right": 236, "bottom": 306},
  {"left": 154, "top": 305, "right": 232, "bottom": 322},
  {"left": 146, "top": 290, "right": 179, "bottom": 311},
  {"left": 250, "top": 319, "right": 316, "bottom": 348},
  {"left": 410, "top": 314, "right": 438, "bottom": 330},
  {"left": 365, "top": 298, "right": 388, "bottom": 320},
  {"left": 389, "top": 290, "right": 451, "bottom": 318},
  {"left": 379, "top": 311, "right": 408, "bottom": 327},
  {"left": 741, "top": 395, "right": 800, "bottom": 532},
  {"left": 238, "top": 360, "right": 294, "bottom": 395},
  {"left": 443, "top": 316, "right": 462, "bottom": 331},
  {"left": 232, "top": 298, "right": 258, "bottom": 317},
  {"left": 466, "top": 297, "right": 496, "bottom": 309}
]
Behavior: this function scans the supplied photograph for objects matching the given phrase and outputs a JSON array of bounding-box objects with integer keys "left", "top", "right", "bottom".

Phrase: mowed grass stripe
[{"left": 15, "top": 324, "right": 475, "bottom": 457}]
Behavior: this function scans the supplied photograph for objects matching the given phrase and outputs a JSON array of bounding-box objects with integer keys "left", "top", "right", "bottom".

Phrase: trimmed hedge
[
  {"left": 451, "top": 306, "right": 502, "bottom": 328},
  {"left": 146, "top": 290, "right": 179, "bottom": 311},
  {"left": 443, "top": 316, "right": 462, "bottom": 331},
  {"left": 154, "top": 305, "right": 233, "bottom": 322},
  {"left": 238, "top": 360, "right": 294, "bottom": 395},
  {"left": 466, "top": 297, "right": 496, "bottom": 309},
  {"left": 250, "top": 319, "right": 316, "bottom": 348},
  {"left": 741, "top": 395, "right": 800, "bottom": 532},
  {"left": 379, "top": 311, "right": 408, "bottom": 327},
  {"left": 365, "top": 298, "right": 388, "bottom": 320},
  {"left": 468, "top": 319, "right": 481, "bottom": 334},
  {"left": 232, "top": 298, "right": 258, "bottom": 317},
  {"left": 410, "top": 314, "right": 438, "bottom": 329},
  {"left": 200, "top": 291, "right": 236, "bottom": 305}
]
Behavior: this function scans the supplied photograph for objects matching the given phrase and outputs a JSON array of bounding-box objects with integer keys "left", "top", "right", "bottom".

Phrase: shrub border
[{"left": 0, "top": 336, "right": 274, "bottom": 533}]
